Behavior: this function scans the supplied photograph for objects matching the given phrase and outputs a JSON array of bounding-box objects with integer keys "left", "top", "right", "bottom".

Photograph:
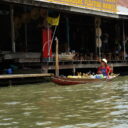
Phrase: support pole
[
  {"left": 95, "top": 18, "right": 97, "bottom": 54},
  {"left": 24, "top": 7, "right": 28, "bottom": 52},
  {"left": 10, "top": 5, "right": 16, "bottom": 53},
  {"left": 123, "top": 20, "right": 126, "bottom": 61},
  {"left": 66, "top": 17, "right": 70, "bottom": 52},
  {"left": 55, "top": 37, "right": 59, "bottom": 76},
  {"left": 25, "top": 23, "right": 28, "bottom": 52},
  {"left": 73, "top": 67, "right": 76, "bottom": 76}
]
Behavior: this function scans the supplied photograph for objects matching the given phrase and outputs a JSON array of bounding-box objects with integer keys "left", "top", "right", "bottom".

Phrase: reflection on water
[{"left": 0, "top": 76, "right": 128, "bottom": 128}]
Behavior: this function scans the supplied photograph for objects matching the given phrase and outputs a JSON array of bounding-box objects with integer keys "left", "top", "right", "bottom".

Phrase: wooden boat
[
  {"left": 52, "top": 38, "right": 119, "bottom": 86},
  {"left": 52, "top": 75, "right": 118, "bottom": 85}
]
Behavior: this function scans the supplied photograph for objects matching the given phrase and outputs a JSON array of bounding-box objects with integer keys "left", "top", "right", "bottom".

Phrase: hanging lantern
[
  {"left": 96, "top": 38, "right": 102, "bottom": 48},
  {"left": 96, "top": 27, "right": 102, "bottom": 37}
]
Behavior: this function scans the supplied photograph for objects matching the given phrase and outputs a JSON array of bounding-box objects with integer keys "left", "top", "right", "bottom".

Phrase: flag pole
[
  {"left": 47, "top": 13, "right": 60, "bottom": 61},
  {"left": 47, "top": 25, "right": 58, "bottom": 59},
  {"left": 48, "top": 15, "right": 60, "bottom": 57},
  {"left": 52, "top": 26, "right": 58, "bottom": 44}
]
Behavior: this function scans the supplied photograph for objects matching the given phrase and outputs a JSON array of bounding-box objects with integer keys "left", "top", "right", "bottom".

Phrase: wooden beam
[{"left": 0, "top": 73, "right": 53, "bottom": 79}]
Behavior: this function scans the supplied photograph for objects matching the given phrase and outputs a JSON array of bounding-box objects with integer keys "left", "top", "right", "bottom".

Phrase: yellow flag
[{"left": 47, "top": 15, "right": 60, "bottom": 26}]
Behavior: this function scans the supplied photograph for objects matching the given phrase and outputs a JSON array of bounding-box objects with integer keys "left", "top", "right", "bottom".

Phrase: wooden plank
[
  {"left": 18, "top": 58, "right": 40, "bottom": 63},
  {"left": 4, "top": 52, "right": 41, "bottom": 59},
  {"left": 0, "top": 73, "right": 53, "bottom": 79}
]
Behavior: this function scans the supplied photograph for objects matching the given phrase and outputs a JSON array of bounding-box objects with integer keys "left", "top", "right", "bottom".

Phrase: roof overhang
[
  {"left": 1, "top": 0, "right": 119, "bottom": 18},
  {"left": 119, "top": 15, "right": 128, "bottom": 20},
  {"left": 117, "top": 6, "right": 128, "bottom": 19}
]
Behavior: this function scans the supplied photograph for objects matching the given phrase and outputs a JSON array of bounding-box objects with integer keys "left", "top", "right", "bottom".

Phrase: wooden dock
[
  {"left": 0, "top": 73, "right": 53, "bottom": 86},
  {"left": 0, "top": 73, "right": 53, "bottom": 80}
]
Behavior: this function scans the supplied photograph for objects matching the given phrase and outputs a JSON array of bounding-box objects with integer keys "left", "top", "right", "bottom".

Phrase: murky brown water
[{"left": 0, "top": 76, "right": 128, "bottom": 128}]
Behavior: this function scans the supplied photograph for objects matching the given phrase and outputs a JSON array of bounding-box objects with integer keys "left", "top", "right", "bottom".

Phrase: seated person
[{"left": 97, "top": 58, "right": 112, "bottom": 76}]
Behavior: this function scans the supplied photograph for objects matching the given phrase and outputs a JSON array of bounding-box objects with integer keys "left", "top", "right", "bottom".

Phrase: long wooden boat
[{"left": 52, "top": 75, "right": 118, "bottom": 85}]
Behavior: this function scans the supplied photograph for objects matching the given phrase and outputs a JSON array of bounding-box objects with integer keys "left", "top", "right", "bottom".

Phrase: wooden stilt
[
  {"left": 73, "top": 67, "right": 76, "bottom": 76},
  {"left": 9, "top": 80, "right": 12, "bottom": 86}
]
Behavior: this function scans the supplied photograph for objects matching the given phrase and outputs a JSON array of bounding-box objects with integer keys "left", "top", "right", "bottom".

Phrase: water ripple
[{"left": 0, "top": 76, "right": 128, "bottom": 128}]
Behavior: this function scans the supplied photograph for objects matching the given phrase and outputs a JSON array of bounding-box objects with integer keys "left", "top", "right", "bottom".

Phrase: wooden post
[
  {"left": 24, "top": 7, "right": 28, "bottom": 52},
  {"left": 123, "top": 20, "right": 126, "bottom": 61},
  {"left": 9, "top": 80, "right": 12, "bottom": 86},
  {"left": 66, "top": 17, "right": 70, "bottom": 52},
  {"left": 73, "top": 67, "right": 76, "bottom": 76},
  {"left": 10, "top": 5, "right": 16, "bottom": 53},
  {"left": 55, "top": 37, "right": 59, "bottom": 76}
]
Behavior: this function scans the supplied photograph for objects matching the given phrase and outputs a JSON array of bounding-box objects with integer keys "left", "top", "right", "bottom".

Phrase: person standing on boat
[{"left": 97, "top": 58, "right": 112, "bottom": 77}]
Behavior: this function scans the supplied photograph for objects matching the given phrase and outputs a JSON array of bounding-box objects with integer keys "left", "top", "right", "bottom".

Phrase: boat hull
[{"left": 52, "top": 77, "right": 108, "bottom": 85}]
